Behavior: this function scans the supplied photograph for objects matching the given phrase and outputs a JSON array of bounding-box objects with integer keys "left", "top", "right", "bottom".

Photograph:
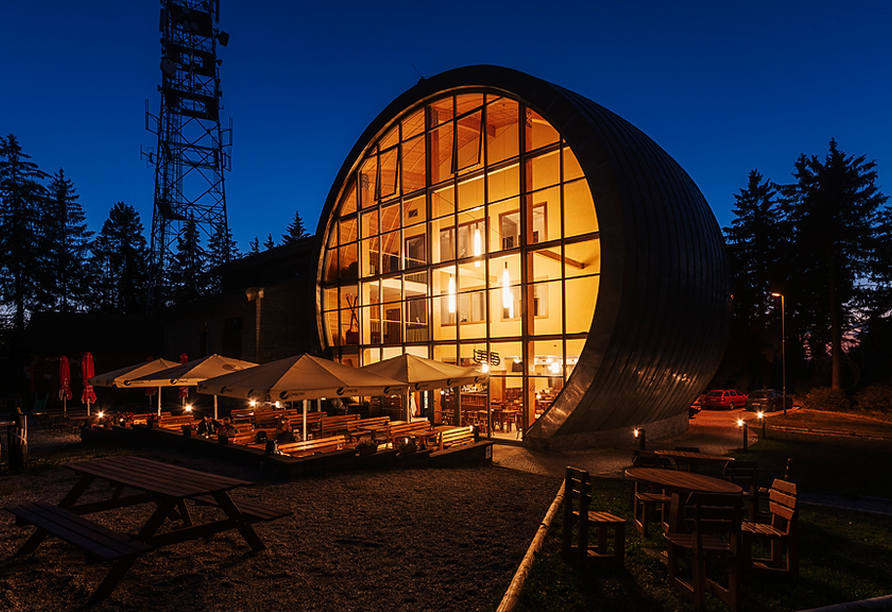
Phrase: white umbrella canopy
[
  {"left": 359, "top": 353, "right": 488, "bottom": 391},
  {"left": 197, "top": 354, "right": 408, "bottom": 402},
  {"left": 125, "top": 354, "right": 258, "bottom": 387},
  {"left": 89, "top": 358, "right": 180, "bottom": 388}
]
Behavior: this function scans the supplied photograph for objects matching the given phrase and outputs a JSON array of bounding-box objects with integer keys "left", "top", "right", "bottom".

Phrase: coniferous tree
[
  {"left": 89, "top": 202, "right": 149, "bottom": 314},
  {"left": 39, "top": 169, "right": 93, "bottom": 312},
  {"left": 167, "top": 217, "right": 207, "bottom": 304},
  {"left": 282, "top": 210, "right": 310, "bottom": 243},
  {"left": 779, "top": 139, "right": 889, "bottom": 389},
  {"left": 723, "top": 170, "right": 788, "bottom": 386},
  {"left": 249, "top": 236, "right": 260, "bottom": 254},
  {"left": 263, "top": 233, "right": 276, "bottom": 250},
  {"left": 0, "top": 134, "right": 48, "bottom": 332},
  {"left": 205, "top": 222, "right": 240, "bottom": 294}
]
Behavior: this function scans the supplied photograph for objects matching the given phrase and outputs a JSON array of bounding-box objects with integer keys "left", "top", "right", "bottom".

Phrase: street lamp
[{"left": 771, "top": 292, "right": 787, "bottom": 417}]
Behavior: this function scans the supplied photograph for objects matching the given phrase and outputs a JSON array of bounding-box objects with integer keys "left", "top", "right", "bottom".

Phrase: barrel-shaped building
[{"left": 314, "top": 65, "right": 731, "bottom": 450}]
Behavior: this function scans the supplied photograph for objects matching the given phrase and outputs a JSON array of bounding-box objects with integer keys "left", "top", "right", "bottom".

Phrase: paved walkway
[{"left": 492, "top": 408, "right": 892, "bottom": 516}]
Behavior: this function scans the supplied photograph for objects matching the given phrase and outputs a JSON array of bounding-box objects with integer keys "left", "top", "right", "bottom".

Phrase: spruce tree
[
  {"left": 206, "top": 221, "right": 240, "bottom": 294},
  {"left": 40, "top": 169, "right": 93, "bottom": 312},
  {"left": 168, "top": 216, "right": 207, "bottom": 304},
  {"left": 263, "top": 233, "right": 276, "bottom": 250},
  {"left": 249, "top": 236, "right": 260, "bottom": 254},
  {"left": 779, "top": 139, "right": 889, "bottom": 389},
  {"left": 282, "top": 210, "right": 310, "bottom": 243},
  {"left": 89, "top": 202, "right": 149, "bottom": 314},
  {"left": 0, "top": 134, "right": 48, "bottom": 332}
]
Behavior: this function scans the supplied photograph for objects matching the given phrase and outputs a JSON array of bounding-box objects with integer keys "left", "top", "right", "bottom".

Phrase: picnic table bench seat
[
  {"left": 437, "top": 426, "right": 476, "bottom": 450},
  {"left": 5, "top": 501, "right": 154, "bottom": 603},
  {"left": 319, "top": 414, "right": 361, "bottom": 437},
  {"left": 192, "top": 495, "right": 292, "bottom": 523},
  {"left": 384, "top": 421, "right": 438, "bottom": 447},
  {"left": 156, "top": 415, "right": 197, "bottom": 429},
  {"left": 277, "top": 435, "right": 348, "bottom": 457}
]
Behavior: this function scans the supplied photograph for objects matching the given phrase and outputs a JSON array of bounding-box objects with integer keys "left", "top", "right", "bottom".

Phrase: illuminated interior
[{"left": 320, "top": 91, "right": 600, "bottom": 440}]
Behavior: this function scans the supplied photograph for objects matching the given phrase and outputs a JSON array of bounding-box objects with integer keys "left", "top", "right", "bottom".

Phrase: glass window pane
[
  {"left": 455, "top": 93, "right": 484, "bottom": 116},
  {"left": 402, "top": 135, "right": 426, "bottom": 194},
  {"left": 564, "top": 179, "right": 598, "bottom": 236},
  {"left": 323, "top": 248, "right": 338, "bottom": 283},
  {"left": 382, "top": 303, "right": 402, "bottom": 344},
  {"left": 381, "top": 277, "right": 402, "bottom": 304},
  {"left": 487, "top": 198, "right": 519, "bottom": 252},
  {"left": 380, "top": 124, "right": 399, "bottom": 150},
  {"left": 458, "top": 259, "right": 486, "bottom": 292},
  {"left": 563, "top": 147, "right": 584, "bottom": 181},
  {"left": 489, "top": 286, "right": 521, "bottom": 337},
  {"left": 339, "top": 244, "right": 358, "bottom": 280},
  {"left": 361, "top": 237, "right": 379, "bottom": 276},
  {"left": 428, "top": 98, "right": 453, "bottom": 127},
  {"left": 361, "top": 208, "right": 378, "bottom": 238},
  {"left": 379, "top": 147, "right": 399, "bottom": 199},
  {"left": 457, "top": 211, "right": 485, "bottom": 261},
  {"left": 457, "top": 174, "right": 485, "bottom": 212},
  {"left": 360, "top": 279, "right": 380, "bottom": 306},
  {"left": 381, "top": 203, "right": 400, "bottom": 233},
  {"left": 359, "top": 154, "right": 378, "bottom": 209},
  {"left": 433, "top": 217, "right": 455, "bottom": 263},
  {"left": 402, "top": 107, "right": 425, "bottom": 140},
  {"left": 488, "top": 163, "right": 519, "bottom": 203},
  {"left": 565, "top": 275, "right": 598, "bottom": 334},
  {"left": 405, "top": 297, "right": 429, "bottom": 343},
  {"left": 432, "top": 184, "right": 454, "bottom": 219},
  {"left": 404, "top": 230, "right": 426, "bottom": 269},
  {"left": 339, "top": 179, "right": 357, "bottom": 216},
  {"left": 324, "top": 287, "right": 338, "bottom": 311},
  {"left": 455, "top": 111, "right": 483, "bottom": 172},
  {"left": 430, "top": 123, "right": 453, "bottom": 184},
  {"left": 339, "top": 216, "right": 357, "bottom": 245},
  {"left": 530, "top": 280, "right": 562, "bottom": 336},
  {"left": 564, "top": 238, "right": 600, "bottom": 278},
  {"left": 380, "top": 230, "right": 400, "bottom": 273},
  {"left": 527, "top": 188, "right": 560, "bottom": 243},
  {"left": 530, "top": 246, "right": 563, "bottom": 282},
  {"left": 403, "top": 194, "right": 426, "bottom": 227},
  {"left": 487, "top": 98, "right": 519, "bottom": 164},
  {"left": 325, "top": 310, "right": 340, "bottom": 347},
  {"left": 526, "top": 149, "right": 561, "bottom": 192},
  {"left": 565, "top": 338, "right": 585, "bottom": 378},
  {"left": 525, "top": 108, "right": 559, "bottom": 151}
]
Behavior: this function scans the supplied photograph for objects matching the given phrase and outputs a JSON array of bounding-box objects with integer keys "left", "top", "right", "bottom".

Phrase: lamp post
[
  {"left": 737, "top": 418, "right": 748, "bottom": 452},
  {"left": 771, "top": 292, "right": 787, "bottom": 417},
  {"left": 634, "top": 428, "right": 646, "bottom": 451}
]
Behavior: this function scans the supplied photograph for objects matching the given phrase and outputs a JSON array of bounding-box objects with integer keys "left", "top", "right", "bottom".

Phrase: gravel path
[{"left": 0, "top": 430, "right": 561, "bottom": 612}]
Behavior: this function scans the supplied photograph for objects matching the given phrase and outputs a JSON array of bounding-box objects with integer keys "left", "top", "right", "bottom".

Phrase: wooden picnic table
[
  {"left": 59, "top": 455, "right": 269, "bottom": 550},
  {"left": 625, "top": 467, "right": 742, "bottom": 533},
  {"left": 5, "top": 455, "right": 289, "bottom": 603},
  {"left": 654, "top": 449, "right": 734, "bottom": 473}
]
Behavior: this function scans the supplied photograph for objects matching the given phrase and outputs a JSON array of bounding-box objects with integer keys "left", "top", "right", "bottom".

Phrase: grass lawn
[{"left": 504, "top": 410, "right": 892, "bottom": 612}]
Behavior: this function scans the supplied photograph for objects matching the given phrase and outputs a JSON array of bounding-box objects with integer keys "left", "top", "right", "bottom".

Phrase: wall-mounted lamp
[{"left": 634, "top": 427, "right": 646, "bottom": 451}]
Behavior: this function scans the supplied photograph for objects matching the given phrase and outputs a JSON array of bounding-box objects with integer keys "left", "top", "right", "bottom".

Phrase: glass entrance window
[{"left": 320, "top": 90, "right": 601, "bottom": 441}]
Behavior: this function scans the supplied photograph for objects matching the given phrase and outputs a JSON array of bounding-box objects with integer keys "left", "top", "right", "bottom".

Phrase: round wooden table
[
  {"left": 653, "top": 449, "right": 734, "bottom": 473},
  {"left": 625, "top": 467, "right": 743, "bottom": 532}
]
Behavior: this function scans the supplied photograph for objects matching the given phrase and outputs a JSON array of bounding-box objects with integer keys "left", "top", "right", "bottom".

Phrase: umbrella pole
[
  {"left": 86, "top": 399, "right": 90, "bottom": 417},
  {"left": 63, "top": 396, "right": 67, "bottom": 418},
  {"left": 302, "top": 400, "right": 308, "bottom": 441},
  {"left": 157, "top": 387, "right": 162, "bottom": 416},
  {"left": 214, "top": 395, "right": 218, "bottom": 420}
]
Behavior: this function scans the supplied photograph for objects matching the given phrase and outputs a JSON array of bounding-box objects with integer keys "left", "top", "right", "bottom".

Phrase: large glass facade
[{"left": 321, "top": 91, "right": 600, "bottom": 441}]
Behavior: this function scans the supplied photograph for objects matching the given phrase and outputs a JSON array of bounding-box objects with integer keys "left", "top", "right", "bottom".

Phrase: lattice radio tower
[{"left": 144, "top": 0, "right": 232, "bottom": 308}]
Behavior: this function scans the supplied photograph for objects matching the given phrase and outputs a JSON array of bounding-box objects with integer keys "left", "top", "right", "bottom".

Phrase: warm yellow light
[
  {"left": 549, "top": 361, "right": 561, "bottom": 374},
  {"left": 448, "top": 274, "right": 456, "bottom": 314},
  {"left": 737, "top": 418, "right": 745, "bottom": 427},
  {"left": 501, "top": 263, "right": 512, "bottom": 310},
  {"left": 771, "top": 292, "right": 782, "bottom": 297},
  {"left": 473, "top": 228, "right": 482, "bottom": 266},
  {"left": 249, "top": 400, "right": 257, "bottom": 407},
  {"left": 97, "top": 411, "right": 105, "bottom": 419},
  {"left": 275, "top": 401, "right": 281, "bottom": 408},
  {"left": 185, "top": 405, "right": 193, "bottom": 412},
  {"left": 758, "top": 411, "right": 764, "bottom": 420},
  {"left": 633, "top": 428, "right": 639, "bottom": 437},
  {"left": 481, "top": 362, "right": 490, "bottom": 373}
]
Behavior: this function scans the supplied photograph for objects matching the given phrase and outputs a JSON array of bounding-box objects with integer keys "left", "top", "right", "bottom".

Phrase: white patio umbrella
[
  {"left": 126, "top": 354, "right": 258, "bottom": 418},
  {"left": 197, "top": 354, "right": 407, "bottom": 440},
  {"left": 360, "top": 353, "right": 488, "bottom": 421}
]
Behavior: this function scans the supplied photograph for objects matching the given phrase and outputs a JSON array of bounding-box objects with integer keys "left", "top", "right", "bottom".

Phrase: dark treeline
[
  {"left": 0, "top": 133, "right": 310, "bottom": 336},
  {"left": 719, "top": 139, "right": 891, "bottom": 397}
]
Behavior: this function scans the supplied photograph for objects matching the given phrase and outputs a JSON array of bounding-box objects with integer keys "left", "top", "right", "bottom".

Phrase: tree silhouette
[
  {"left": 89, "top": 202, "right": 149, "bottom": 314},
  {"left": 0, "top": 134, "right": 48, "bottom": 332},
  {"left": 282, "top": 210, "right": 310, "bottom": 243},
  {"left": 168, "top": 216, "right": 207, "bottom": 304}
]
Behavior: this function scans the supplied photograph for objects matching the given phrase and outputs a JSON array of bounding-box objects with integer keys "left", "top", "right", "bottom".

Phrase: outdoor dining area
[
  {"left": 75, "top": 352, "right": 489, "bottom": 465},
  {"left": 564, "top": 449, "right": 798, "bottom": 611}
]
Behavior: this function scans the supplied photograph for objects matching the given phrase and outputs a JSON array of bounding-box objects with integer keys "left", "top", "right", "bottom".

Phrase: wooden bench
[
  {"left": 437, "top": 426, "right": 476, "bottom": 450},
  {"left": 277, "top": 435, "right": 347, "bottom": 457},
  {"left": 319, "top": 414, "right": 360, "bottom": 437},
  {"left": 193, "top": 495, "right": 292, "bottom": 524},
  {"left": 346, "top": 416, "right": 391, "bottom": 438},
  {"left": 156, "top": 415, "right": 198, "bottom": 430},
  {"left": 5, "top": 501, "right": 154, "bottom": 603},
  {"left": 254, "top": 408, "right": 301, "bottom": 429},
  {"left": 385, "top": 421, "right": 438, "bottom": 448},
  {"left": 741, "top": 478, "right": 798, "bottom": 576}
]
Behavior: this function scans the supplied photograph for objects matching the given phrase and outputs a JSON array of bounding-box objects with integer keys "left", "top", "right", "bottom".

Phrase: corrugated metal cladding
[{"left": 314, "top": 65, "right": 731, "bottom": 451}]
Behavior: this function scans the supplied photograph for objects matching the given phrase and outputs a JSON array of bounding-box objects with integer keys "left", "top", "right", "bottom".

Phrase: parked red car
[{"left": 699, "top": 389, "right": 748, "bottom": 410}]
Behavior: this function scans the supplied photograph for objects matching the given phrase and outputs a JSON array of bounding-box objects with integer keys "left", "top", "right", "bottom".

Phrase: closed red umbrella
[
  {"left": 81, "top": 352, "right": 97, "bottom": 415},
  {"left": 58, "top": 356, "right": 73, "bottom": 416}
]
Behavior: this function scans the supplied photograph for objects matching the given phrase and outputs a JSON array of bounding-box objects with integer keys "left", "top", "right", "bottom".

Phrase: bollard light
[
  {"left": 634, "top": 428, "right": 646, "bottom": 451},
  {"left": 185, "top": 404, "right": 193, "bottom": 413},
  {"left": 758, "top": 411, "right": 766, "bottom": 438},
  {"left": 738, "top": 418, "right": 748, "bottom": 452}
]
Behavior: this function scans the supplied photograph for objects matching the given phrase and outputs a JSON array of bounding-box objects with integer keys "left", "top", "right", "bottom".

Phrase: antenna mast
[{"left": 145, "top": 0, "right": 232, "bottom": 308}]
